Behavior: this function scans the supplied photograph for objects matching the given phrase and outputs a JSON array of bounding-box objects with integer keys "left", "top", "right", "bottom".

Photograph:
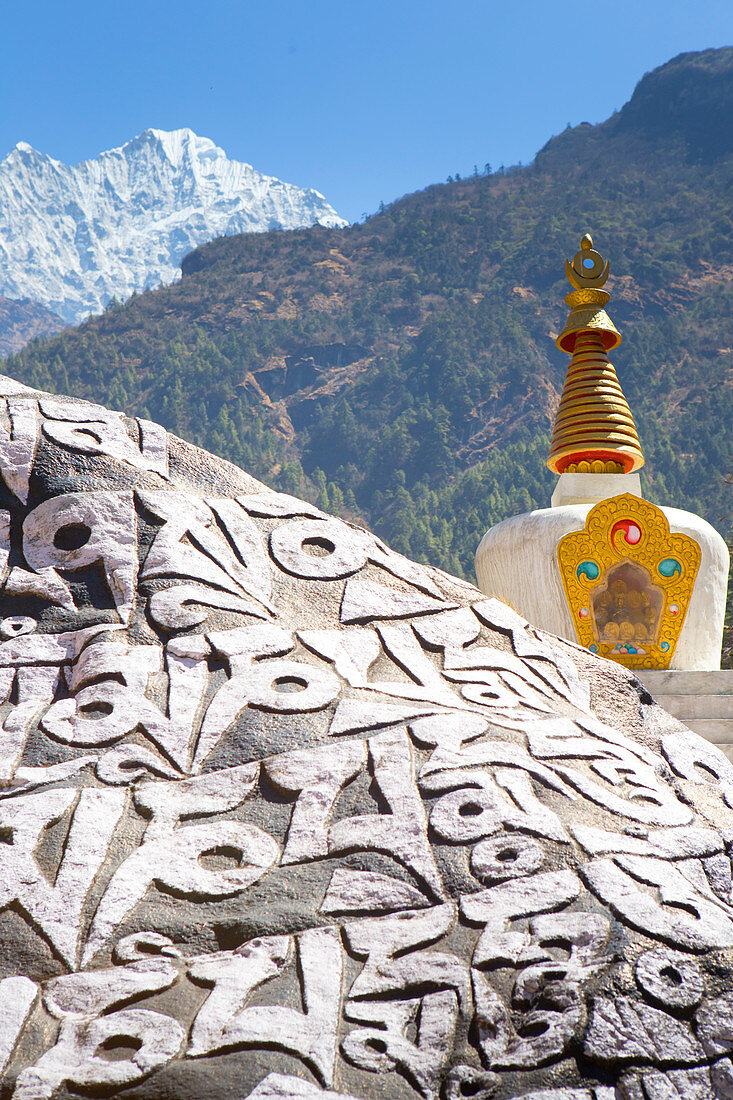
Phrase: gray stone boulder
[{"left": 0, "top": 374, "right": 731, "bottom": 1100}]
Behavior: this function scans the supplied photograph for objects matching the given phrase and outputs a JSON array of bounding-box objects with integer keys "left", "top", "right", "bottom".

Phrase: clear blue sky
[{"left": 3, "top": 0, "right": 732, "bottom": 223}]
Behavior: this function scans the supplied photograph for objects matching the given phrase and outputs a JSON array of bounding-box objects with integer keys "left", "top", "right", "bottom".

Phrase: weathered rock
[{"left": 0, "top": 374, "right": 732, "bottom": 1098}]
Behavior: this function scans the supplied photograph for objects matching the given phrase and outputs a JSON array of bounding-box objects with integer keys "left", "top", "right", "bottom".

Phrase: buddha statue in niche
[{"left": 592, "top": 561, "right": 662, "bottom": 653}]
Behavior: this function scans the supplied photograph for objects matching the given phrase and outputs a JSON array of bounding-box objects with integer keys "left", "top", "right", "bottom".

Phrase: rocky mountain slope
[
  {"left": 3, "top": 49, "right": 732, "bottom": 663},
  {"left": 0, "top": 128, "right": 346, "bottom": 324}
]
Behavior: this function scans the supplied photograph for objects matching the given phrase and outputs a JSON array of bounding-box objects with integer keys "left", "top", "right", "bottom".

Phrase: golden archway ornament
[{"left": 557, "top": 493, "right": 701, "bottom": 670}]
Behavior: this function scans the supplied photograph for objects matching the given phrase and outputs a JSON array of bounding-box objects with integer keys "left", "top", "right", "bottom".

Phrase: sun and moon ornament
[{"left": 551, "top": 236, "right": 701, "bottom": 670}]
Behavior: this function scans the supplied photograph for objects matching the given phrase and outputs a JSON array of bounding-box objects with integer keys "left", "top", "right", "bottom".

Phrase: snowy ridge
[{"left": 0, "top": 128, "right": 347, "bottom": 324}]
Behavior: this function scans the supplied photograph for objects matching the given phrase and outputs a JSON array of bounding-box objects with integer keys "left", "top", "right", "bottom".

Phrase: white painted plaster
[{"left": 551, "top": 472, "right": 642, "bottom": 508}]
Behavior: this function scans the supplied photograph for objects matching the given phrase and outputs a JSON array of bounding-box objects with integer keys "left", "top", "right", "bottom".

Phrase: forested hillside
[
  {"left": 0, "top": 296, "right": 65, "bottom": 357},
  {"left": 4, "top": 47, "right": 732, "bottom": 657}
]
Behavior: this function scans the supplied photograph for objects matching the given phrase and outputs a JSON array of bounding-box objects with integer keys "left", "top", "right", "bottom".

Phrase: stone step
[
  {"left": 679, "top": 718, "right": 733, "bottom": 743},
  {"left": 640, "top": 670, "right": 733, "bottom": 696},
  {"left": 651, "top": 694, "right": 733, "bottom": 720},
  {"left": 636, "top": 669, "right": 733, "bottom": 757}
]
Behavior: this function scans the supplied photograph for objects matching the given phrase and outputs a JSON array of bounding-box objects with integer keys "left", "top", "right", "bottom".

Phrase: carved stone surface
[{"left": 0, "top": 374, "right": 732, "bottom": 1099}]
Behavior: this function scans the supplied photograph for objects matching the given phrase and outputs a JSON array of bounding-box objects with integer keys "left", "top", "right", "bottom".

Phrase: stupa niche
[{"left": 475, "top": 234, "right": 730, "bottom": 675}]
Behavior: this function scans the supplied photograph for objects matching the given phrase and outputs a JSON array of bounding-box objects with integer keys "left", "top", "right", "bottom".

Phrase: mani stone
[{"left": 0, "top": 371, "right": 732, "bottom": 1099}]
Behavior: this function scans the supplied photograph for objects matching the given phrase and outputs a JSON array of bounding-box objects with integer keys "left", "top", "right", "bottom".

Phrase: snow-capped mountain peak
[{"left": 0, "top": 129, "right": 347, "bottom": 324}]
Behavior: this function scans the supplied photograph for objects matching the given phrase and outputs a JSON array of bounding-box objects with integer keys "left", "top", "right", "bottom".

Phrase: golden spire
[{"left": 547, "top": 234, "right": 644, "bottom": 475}]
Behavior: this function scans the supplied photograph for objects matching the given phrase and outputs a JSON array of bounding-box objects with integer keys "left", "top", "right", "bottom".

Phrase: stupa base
[{"left": 640, "top": 669, "right": 733, "bottom": 759}]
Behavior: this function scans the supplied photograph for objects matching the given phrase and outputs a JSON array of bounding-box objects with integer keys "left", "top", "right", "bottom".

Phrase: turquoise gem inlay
[
  {"left": 577, "top": 560, "right": 600, "bottom": 581},
  {"left": 658, "top": 558, "right": 682, "bottom": 578}
]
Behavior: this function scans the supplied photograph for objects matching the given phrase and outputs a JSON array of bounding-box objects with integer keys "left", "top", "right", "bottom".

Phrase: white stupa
[{"left": 475, "top": 235, "right": 731, "bottom": 745}]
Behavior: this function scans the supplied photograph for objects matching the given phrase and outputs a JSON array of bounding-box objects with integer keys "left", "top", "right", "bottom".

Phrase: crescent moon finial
[{"left": 565, "top": 232, "right": 610, "bottom": 290}]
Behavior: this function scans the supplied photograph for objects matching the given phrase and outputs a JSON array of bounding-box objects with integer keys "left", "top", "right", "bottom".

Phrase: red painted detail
[
  {"left": 610, "top": 519, "right": 642, "bottom": 552},
  {"left": 555, "top": 449, "right": 637, "bottom": 474},
  {"left": 557, "top": 329, "right": 620, "bottom": 354}
]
